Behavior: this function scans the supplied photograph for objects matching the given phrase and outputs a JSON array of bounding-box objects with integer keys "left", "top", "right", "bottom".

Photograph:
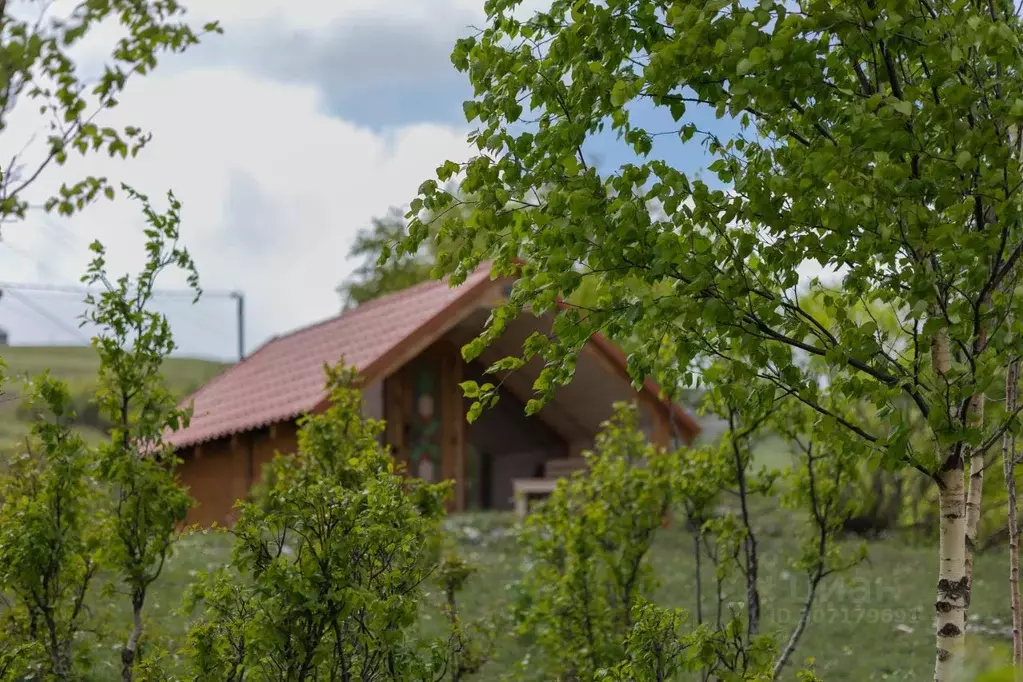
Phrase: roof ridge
[{"left": 272, "top": 274, "right": 453, "bottom": 342}]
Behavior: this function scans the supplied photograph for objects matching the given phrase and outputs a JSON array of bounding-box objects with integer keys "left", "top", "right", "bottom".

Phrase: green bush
[
  {"left": 0, "top": 374, "right": 102, "bottom": 678},
  {"left": 183, "top": 365, "right": 452, "bottom": 682},
  {"left": 510, "top": 403, "right": 697, "bottom": 680}
]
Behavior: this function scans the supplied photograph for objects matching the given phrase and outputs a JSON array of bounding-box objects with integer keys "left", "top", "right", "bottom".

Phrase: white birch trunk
[
  {"left": 964, "top": 392, "right": 986, "bottom": 611},
  {"left": 934, "top": 464, "right": 968, "bottom": 682},
  {"left": 933, "top": 326, "right": 969, "bottom": 682}
]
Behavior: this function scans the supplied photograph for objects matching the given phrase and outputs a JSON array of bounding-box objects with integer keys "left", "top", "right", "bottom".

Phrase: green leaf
[
  {"left": 562, "top": 154, "right": 581, "bottom": 176},
  {"left": 610, "top": 79, "right": 630, "bottom": 107},
  {"left": 890, "top": 99, "right": 912, "bottom": 116},
  {"left": 459, "top": 381, "right": 481, "bottom": 398}
]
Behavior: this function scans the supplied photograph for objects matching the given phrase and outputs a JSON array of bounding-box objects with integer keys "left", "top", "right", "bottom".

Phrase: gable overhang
[
  {"left": 308, "top": 273, "right": 515, "bottom": 415},
  {"left": 317, "top": 271, "right": 701, "bottom": 444},
  {"left": 444, "top": 307, "right": 700, "bottom": 444}
]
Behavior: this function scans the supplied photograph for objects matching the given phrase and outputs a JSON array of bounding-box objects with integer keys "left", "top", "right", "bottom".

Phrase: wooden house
[{"left": 166, "top": 263, "right": 701, "bottom": 526}]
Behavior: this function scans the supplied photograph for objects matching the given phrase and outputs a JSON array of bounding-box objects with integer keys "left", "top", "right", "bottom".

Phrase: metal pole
[{"left": 232, "top": 291, "right": 245, "bottom": 361}]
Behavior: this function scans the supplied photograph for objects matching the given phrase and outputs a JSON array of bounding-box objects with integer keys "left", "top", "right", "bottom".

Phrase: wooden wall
[
  {"left": 383, "top": 339, "right": 467, "bottom": 511},
  {"left": 176, "top": 420, "right": 300, "bottom": 527},
  {"left": 176, "top": 337, "right": 681, "bottom": 526}
]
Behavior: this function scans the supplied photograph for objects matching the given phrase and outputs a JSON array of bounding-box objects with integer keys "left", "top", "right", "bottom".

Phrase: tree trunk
[
  {"left": 729, "top": 420, "right": 760, "bottom": 639},
  {"left": 964, "top": 391, "right": 986, "bottom": 614},
  {"left": 692, "top": 515, "right": 703, "bottom": 626},
  {"left": 121, "top": 588, "right": 145, "bottom": 682},
  {"left": 1005, "top": 359, "right": 1022, "bottom": 667},
  {"left": 934, "top": 460, "right": 968, "bottom": 682},
  {"left": 772, "top": 571, "right": 820, "bottom": 680},
  {"left": 933, "top": 325, "right": 969, "bottom": 682}
]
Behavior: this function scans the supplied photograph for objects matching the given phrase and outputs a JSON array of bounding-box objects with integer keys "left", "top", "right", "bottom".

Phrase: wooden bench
[{"left": 512, "top": 457, "right": 589, "bottom": 519}]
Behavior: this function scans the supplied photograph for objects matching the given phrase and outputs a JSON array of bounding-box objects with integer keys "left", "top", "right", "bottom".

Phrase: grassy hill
[{"left": 0, "top": 345, "right": 225, "bottom": 448}]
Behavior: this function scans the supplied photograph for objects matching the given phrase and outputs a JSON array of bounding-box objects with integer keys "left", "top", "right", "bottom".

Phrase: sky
[{"left": 0, "top": 0, "right": 734, "bottom": 362}]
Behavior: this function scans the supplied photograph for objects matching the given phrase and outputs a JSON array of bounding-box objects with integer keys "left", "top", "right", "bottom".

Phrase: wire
[
  {"left": 0, "top": 281, "right": 244, "bottom": 359},
  {"left": 40, "top": 216, "right": 84, "bottom": 256},
  {"left": 0, "top": 281, "right": 239, "bottom": 299},
  {"left": 2, "top": 289, "right": 90, "bottom": 344}
]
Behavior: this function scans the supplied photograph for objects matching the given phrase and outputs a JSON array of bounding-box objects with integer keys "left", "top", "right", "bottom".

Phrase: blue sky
[{"left": 0, "top": 0, "right": 733, "bottom": 361}]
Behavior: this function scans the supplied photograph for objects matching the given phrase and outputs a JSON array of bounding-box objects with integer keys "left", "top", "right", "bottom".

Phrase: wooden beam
[
  {"left": 453, "top": 349, "right": 466, "bottom": 512},
  {"left": 430, "top": 338, "right": 470, "bottom": 512},
  {"left": 245, "top": 431, "right": 256, "bottom": 493},
  {"left": 384, "top": 372, "right": 406, "bottom": 469},
  {"left": 440, "top": 344, "right": 458, "bottom": 511},
  {"left": 471, "top": 347, "right": 591, "bottom": 443},
  {"left": 652, "top": 410, "right": 670, "bottom": 448}
]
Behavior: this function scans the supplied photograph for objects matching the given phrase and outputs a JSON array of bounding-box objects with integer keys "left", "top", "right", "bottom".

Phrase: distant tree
[
  {"left": 338, "top": 182, "right": 521, "bottom": 310},
  {"left": 336, "top": 207, "right": 440, "bottom": 310}
]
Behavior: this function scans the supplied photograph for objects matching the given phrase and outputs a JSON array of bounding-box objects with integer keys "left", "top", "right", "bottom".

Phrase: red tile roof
[
  {"left": 166, "top": 263, "right": 701, "bottom": 449},
  {"left": 166, "top": 265, "right": 498, "bottom": 448}
]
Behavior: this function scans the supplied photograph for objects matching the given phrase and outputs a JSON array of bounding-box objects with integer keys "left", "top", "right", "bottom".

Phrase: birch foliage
[{"left": 402, "top": 0, "right": 1023, "bottom": 678}]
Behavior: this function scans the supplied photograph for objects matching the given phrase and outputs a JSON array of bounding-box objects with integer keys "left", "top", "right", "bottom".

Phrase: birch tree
[
  {"left": 401, "top": 0, "right": 1023, "bottom": 679},
  {"left": 85, "top": 187, "right": 198, "bottom": 681}
]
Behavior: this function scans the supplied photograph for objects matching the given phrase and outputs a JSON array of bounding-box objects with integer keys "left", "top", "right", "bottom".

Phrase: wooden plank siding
[
  {"left": 438, "top": 340, "right": 466, "bottom": 512},
  {"left": 384, "top": 370, "right": 409, "bottom": 469},
  {"left": 385, "top": 341, "right": 469, "bottom": 512}
]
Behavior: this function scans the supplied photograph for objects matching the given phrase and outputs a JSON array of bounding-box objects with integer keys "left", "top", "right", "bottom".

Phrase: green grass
[
  {"left": 1, "top": 345, "right": 224, "bottom": 383},
  {"left": 0, "top": 347, "right": 1008, "bottom": 679},
  {"left": 0, "top": 345, "right": 225, "bottom": 447},
  {"left": 113, "top": 502, "right": 1014, "bottom": 682}
]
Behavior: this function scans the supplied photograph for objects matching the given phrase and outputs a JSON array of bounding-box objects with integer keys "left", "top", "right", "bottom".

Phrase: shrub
[
  {"left": 0, "top": 374, "right": 102, "bottom": 679},
  {"left": 511, "top": 403, "right": 682, "bottom": 680},
  {"left": 184, "top": 365, "right": 451, "bottom": 682},
  {"left": 0, "top": 189, "right": 208, "bottom": 681}
]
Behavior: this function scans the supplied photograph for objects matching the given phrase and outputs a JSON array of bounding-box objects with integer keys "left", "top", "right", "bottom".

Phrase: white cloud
[
  {"left": 0, "top": 0, "right": 561, "bottom": 359},
  {"left": 183, "top": 0, "right": 550, "bottom": 29},
  {"left": 0, "top": 61, "right": 472, "bottom": 359}
]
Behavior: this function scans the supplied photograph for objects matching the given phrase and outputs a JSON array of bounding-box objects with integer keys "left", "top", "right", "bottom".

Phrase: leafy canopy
[{"left": 404, "top": 0, "right": 1023, "bottom": 471}]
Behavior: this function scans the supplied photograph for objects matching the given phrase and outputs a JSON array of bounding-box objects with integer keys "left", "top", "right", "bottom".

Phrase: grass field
[
  {"left": 2, "top": 347, "right": 1013, "bottom": 680},
  {"left": 102, "top": 502, "right": 1012, "bottom": 682},
  {"left": 0, "top": 345, "right": 224, "bottom": 447}
]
